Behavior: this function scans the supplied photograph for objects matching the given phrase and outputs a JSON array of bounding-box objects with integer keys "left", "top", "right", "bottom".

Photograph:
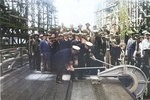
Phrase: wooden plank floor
[
  {"left": 0, "top": 65, "right": 71, "bottom": 100},
  {"left": 1, "top": 65, "right": 139, "bottom": 100},
  {"left": 92, "top": 79, "right": 136, "bottom": 100},
  {"left": 71, "top": 80, "right": 96, "bottom": 100},
  {"left": 71, "top": 79, "right": 136, "bottom": 100}
]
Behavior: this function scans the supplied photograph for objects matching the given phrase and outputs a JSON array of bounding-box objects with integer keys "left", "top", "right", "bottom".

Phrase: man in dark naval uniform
[
  {"left": 71, "top": 41, "right": 93, "bottom": 81},
  {"left": 76, "top": 24, "right": 83, "bottom": 33},
  {"left": 39, "top": 34, "right": 52, "bottom": 72},
  {"left": 54, "top": 45, "right": 80, "bottom": 83},
  {"left": 59, "top": 33, "right": 71, "bottom": 50}
]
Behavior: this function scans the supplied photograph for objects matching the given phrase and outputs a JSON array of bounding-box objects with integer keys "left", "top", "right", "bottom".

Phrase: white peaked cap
[
  {"left": 72, "top": 45, "right": 80, "bottom": 51},
  {"left": 145, "top": 32, "right": 150, "bottom": 35},
  {"left": 93, "top": 30, "right": 99, "bottom": 32},
  {"left": 142, "top": 30, "right": 148, "bottom": 34},
  {"left": 110, "top": 39, "right": 116, "bottom": 42},
  {"left": 110, "top": 32, "right": 114, "bottom": 35},
  {"left": 85, "top": 41, "right": 93, "bottom": 47},
  {"left": 39, "top": 34, "right": 43, "bottom": 37}
]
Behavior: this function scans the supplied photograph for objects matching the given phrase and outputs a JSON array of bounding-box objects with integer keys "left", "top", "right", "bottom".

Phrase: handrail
[
  {"left": 0, "top": 54, "right": 27, "bottom": 66},
  {"left": 0, "top": 47, "right": 26, "bottom": 52},
  {"left": 0, "top": 47, "right": 27, "bottom": 76}
]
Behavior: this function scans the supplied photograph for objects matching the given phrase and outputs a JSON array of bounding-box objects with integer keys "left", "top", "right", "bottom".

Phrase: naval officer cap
[
  {"left": 142, "top": 30, "right": 148, "bottom": 34},
  {"left": 93, "top": 30, "right": 99, "bottom": 33},
  {"left": 85, "top": 41, "right": 93, "bottom": 47},
  {"left": 39, "top": 34, "right": 43, "bottom": 37},
  {"left": 68, "top": 32, "right": 72, "bottom": 35},
  {"left": 60, "top": 34, "right": 64, "bottom": 36},
  {"left": 63, "top": 32, "right": 68, "bottom": 36},
  {"left": 145, "top": 31, "right": 150, "bottom": 35},
  {"left": 29, "top": 34, "right": 33, "bottom": 37},
  {"left": 72, "top": 45, "right": 80, "bottom": 51},
  {"left": 139, "top": 35, "right": 144, "bottom": 38},
  {"left": 109, "top": 32, "right": 114, "bottom": 35}
]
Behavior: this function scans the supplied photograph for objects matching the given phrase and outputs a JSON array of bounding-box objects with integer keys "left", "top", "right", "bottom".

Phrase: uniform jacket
[
  {"left": 54, "top": 48, "right": 74, "bottom": 70},
  {"left": 59, "top": 39, "right": 71, "bottom": 50},
  {"left": 71, "top": 39, "right": 81, "bottom": 45}
]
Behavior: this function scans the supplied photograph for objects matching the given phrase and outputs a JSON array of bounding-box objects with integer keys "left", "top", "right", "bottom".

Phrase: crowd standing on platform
[{"left": 26, "top": 23, "right": 150, "bottom": 83}]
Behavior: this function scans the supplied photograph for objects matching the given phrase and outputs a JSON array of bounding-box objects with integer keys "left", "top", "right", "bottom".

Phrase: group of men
[{"left": 26, "top": 23, "right": 150, "bottom": 83}]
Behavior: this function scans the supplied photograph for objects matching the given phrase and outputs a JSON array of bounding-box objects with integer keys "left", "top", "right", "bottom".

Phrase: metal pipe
[
  {"left": 94, "top": 58, "right": 114, "bottom": 67},
  {"left": 90, "top": 54, "right": 114, "bottom": 67},
  {"left": 74, "top": 66, "right": 106, "bottom": 70}
]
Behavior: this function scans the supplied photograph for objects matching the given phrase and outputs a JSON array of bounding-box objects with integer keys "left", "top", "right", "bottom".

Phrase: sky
[{"left": 55, "top": 0, "right": 103, "bottom": 29}]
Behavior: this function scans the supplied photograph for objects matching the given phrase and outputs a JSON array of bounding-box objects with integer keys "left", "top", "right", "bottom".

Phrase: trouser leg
[
  {"left": 28, "top": 55, "right": 32, "bottom": 68},
  {"left": 33, "top": 55, "right": 36, "bottom": 69},
  {"left": 36, "top": 56, "right": 41, "bottom": 70},
  {"left": 56, "top": 69, "right": 63, "bottom": 81},
  {"left": 127, "top": 50, "right": 131, "bottom": 64},
  {"left": 47, "top": 61, "right": 51, "bottom": 71},
  {"left": 111, "top": 57, "right": 115, "bottom": 66},
  {"left": 127, "top": 55, "right": 131, "bottom": 64},
  {"left": 41, "top": 57, "right": 46, "bottom": 72},
  {"left": 71, "top": 71, "right": 75, "bottom": 80},
  {"left": 135, "top": 57, "right": 141, "bottom": 68},
  {"left": 34, "top": 52, "right": 41, "bottom": 70},
  {"left": 105, "top": 51, "right": 110, "bottom": 68},
  {"left": 148, "top": 57, "right": 150, "bottom": 66},
  {"left": 78, "top": 70, "right": 83, "bottom": 79}
]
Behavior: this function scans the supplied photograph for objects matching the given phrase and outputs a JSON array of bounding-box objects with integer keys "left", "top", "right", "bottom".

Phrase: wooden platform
[
  {"left": 71, "top": 79, "right": 136, "bottom": 100},
  {"left": 71, "top": 80, "right": 96, "bottom": 100},
  {"left": 0, "top": 65, "right": 139, "bottom": 100},
  {"left": 0, "top": 65, "right": 71, "bottom": 100}
]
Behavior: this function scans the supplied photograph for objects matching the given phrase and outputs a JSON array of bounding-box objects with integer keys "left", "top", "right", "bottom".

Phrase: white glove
[
  {"left": 125, "top": 50, "right": 127, "bottom": 55},
  {"left": 141, "top": 55, "right": 144, "bottom": 58},
  {"left": 133, "top": 51, "right": 137, "bottom": 58}
]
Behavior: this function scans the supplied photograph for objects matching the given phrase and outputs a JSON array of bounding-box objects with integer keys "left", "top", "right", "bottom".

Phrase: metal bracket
[{"left": 97, "top": 65, "right": 148, "bottom": 98}]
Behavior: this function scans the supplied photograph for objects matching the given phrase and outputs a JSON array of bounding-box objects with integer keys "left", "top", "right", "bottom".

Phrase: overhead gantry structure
[
  {"left": 0, "top": 0, "right": 58, "bottom": 49},
  {"left": 95, "top": 0, "right": 150, "bottom": 32}
]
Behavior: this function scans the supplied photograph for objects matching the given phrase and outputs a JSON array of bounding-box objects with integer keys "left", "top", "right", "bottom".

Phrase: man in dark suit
[
  {"left": 76, "top": 24, "right": 83, "bottom": 33},
  {"left": 71, "top": 33, "right": 81, "bottom": 45},
  {"left": 26, "top": 34, "right": 34, "bottom": 68},
  {"left": 54, "top": 45, "right": 80, "bottom": 83},
  {"left": 32, "top": 34, "right": 41, "bottom": 70}
]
